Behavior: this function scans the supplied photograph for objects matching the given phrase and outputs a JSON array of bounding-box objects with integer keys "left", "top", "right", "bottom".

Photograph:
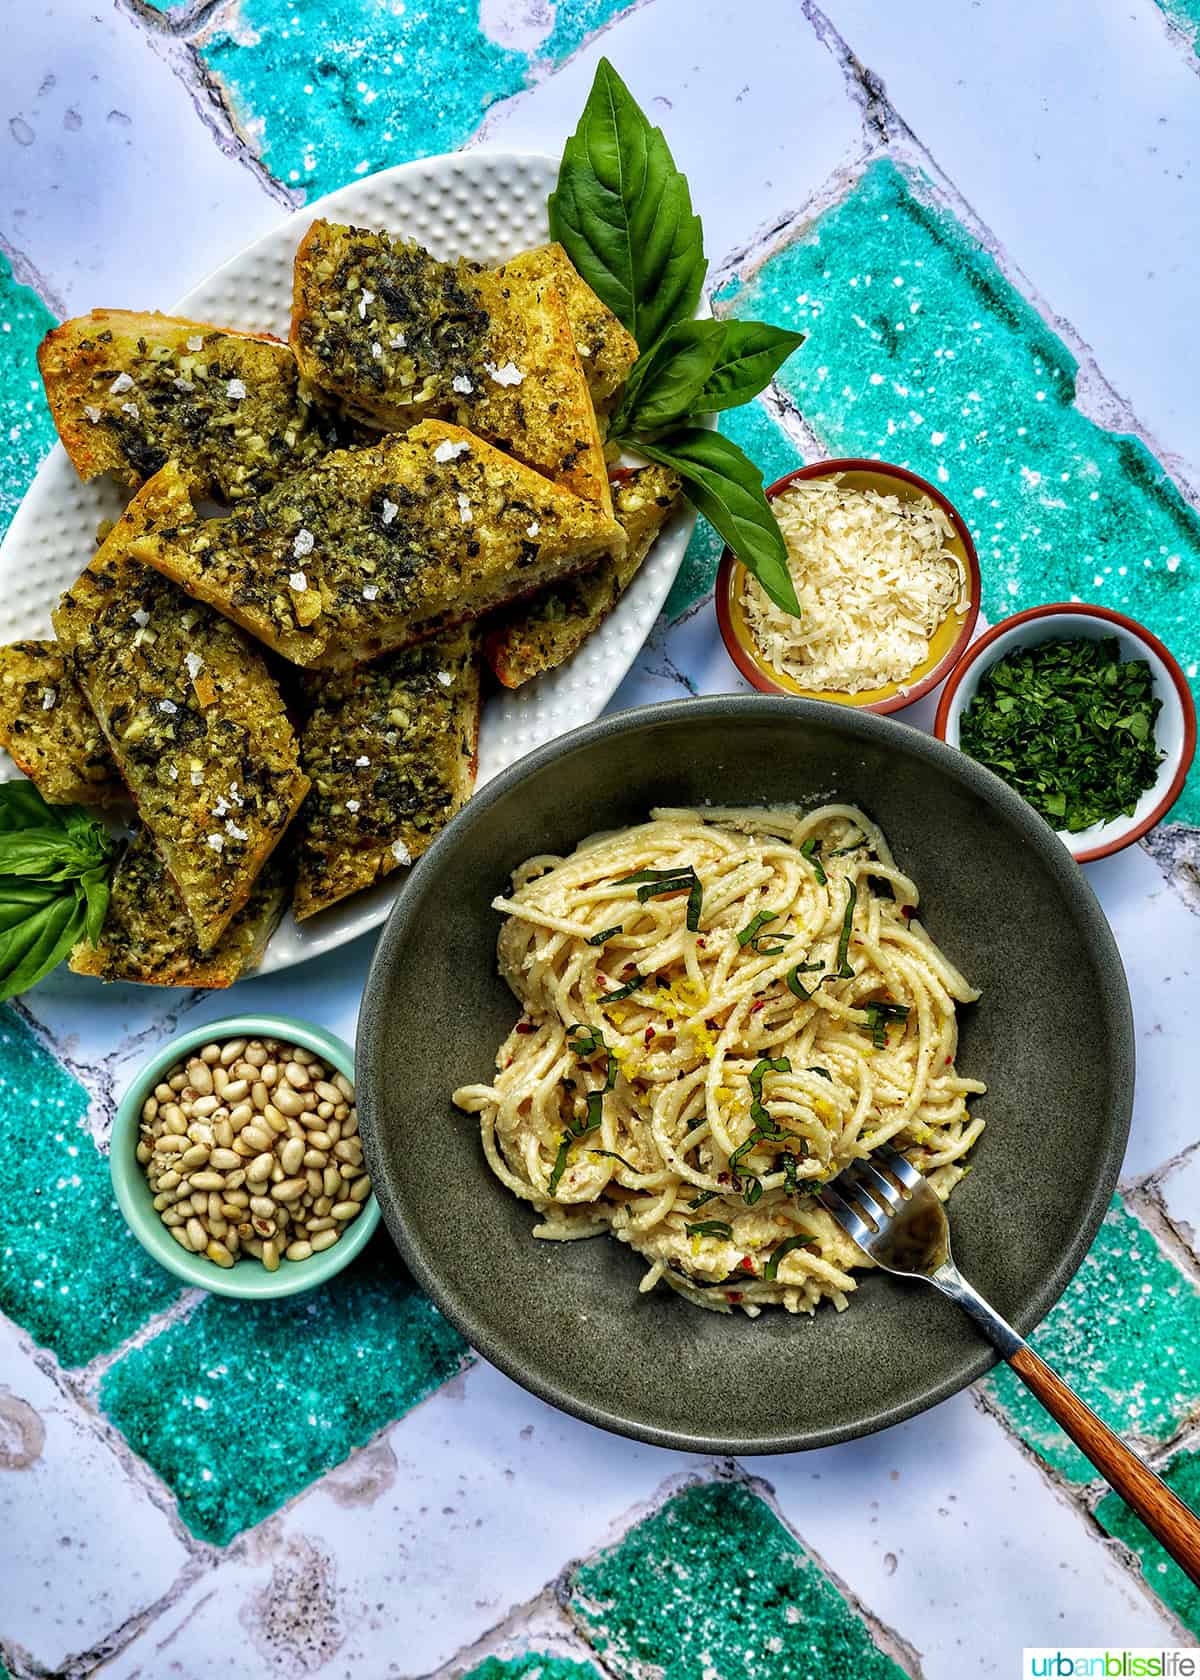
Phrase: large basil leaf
[
  {"left": 548, "top": 58, "right": 705, "bottom": 350},
  {"left": 634, "top": 429, "right": 800, "bottom": 616},
  {"left": 693, "top": 320, "right": 805, "bottom": 414}
]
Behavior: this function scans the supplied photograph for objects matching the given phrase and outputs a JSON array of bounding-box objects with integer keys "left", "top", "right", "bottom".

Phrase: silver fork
[{"left": 821, "top": 1146, "right": 1200, "bottom": 1586}]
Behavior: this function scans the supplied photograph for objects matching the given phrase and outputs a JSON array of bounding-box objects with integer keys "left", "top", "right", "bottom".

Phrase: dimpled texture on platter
[{"left": 0, "top": 151, "right": 696, "bottom": 975}]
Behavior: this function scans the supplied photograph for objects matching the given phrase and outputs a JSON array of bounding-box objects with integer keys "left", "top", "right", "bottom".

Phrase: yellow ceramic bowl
[{"left": 716, "top": 458, "right": 981, "bottom": 713}]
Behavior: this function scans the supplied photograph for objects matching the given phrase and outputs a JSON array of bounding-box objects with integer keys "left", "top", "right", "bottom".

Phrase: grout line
[
  {"left": 413, "top": 1587, "right": 602, "bottom": 1680},
  {"left": 0, "top": 233, "right": 67, "bottom": 320}
]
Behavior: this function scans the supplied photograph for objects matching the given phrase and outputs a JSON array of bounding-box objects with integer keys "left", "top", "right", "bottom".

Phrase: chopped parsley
[{"left": 958, "top": 635, "right": 1163, "bottom": 832}]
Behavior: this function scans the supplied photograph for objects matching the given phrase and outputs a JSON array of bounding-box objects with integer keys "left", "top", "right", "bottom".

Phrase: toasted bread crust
[
  {"left": 290, "top": 222, "right": 612, "bottom": 512},
  {"left": 39, "top": 308, "right": 328, "bottom": 501},
  {"left": 499, "top": 244, "right": 638, "bottom": 412},
  {"left": 293, "top": 626, "right": 480, "bottom": 920},
  {"left": 131, "top": 423, "right": 623, "bottom": 669},
  {"left": 70, "top": 829, "right": 287, "bottom": 987},
  {"left": 0, "top": 639, "right": 125, "bottom": 806},
  {"left": 53, "top": 473, "right": 309, "bottom": 950},
  {"left": 486, "top": 465, "right": 681, "bottom": 688}
]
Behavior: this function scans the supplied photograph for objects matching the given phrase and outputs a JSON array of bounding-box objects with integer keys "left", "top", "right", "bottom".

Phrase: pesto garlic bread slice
[
  {"left": 293, "top": 627, "right": 480, "bottom": 920},
  {"left": 70, "top": 829, "right": 287, "bottom": 987},
  {"left": 0, "top": 639, "right": 125, "bottom": 806},
  {"left": 290, "top": 221, "right": 612, "bottom": 511},
  {"left": 53, "top": 477, "right": 309, "bottom": 950},
  {"left": 39, "top": 309, "right": 329, "bottom": 503},
  {"left": 130, "top": 422, "right": 623, "bottom": 669},
  {"left": 500, "top": 244, "right": 638, "bottom": 415},
  {"left": 485, "top": 465, "right": 682, "bottom": 689}
]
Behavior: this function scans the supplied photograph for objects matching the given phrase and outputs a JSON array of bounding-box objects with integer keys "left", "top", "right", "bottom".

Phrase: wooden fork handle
[{"left": 1008, "top": 1343, "right": 1200, "bottom": 1584}]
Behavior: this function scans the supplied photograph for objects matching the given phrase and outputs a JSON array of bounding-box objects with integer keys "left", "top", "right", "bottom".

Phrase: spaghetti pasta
[{"left": 452, "top": 805, "right": 985, "bottom": 1316}]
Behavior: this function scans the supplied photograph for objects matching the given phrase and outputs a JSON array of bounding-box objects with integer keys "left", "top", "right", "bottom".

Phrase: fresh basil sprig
[
  {"left": 549, "top": 59, "right": 705, "bottom": 356},
  {"left": 0, "top": 783, "right": 114, "bottom": 1001},
  {"left": 551, "top": 60, "right": 804, "bottom": 617}
]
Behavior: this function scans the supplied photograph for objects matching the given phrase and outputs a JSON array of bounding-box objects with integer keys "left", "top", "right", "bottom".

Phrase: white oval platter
[{"left": 0, "top": 150, "right": 696, "bottom": 975}]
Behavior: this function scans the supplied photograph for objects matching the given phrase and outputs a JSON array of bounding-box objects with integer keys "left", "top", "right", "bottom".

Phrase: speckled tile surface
[
  {"left": 5, "top": 0, "right": 1200, "bottom": 1673},
  {"left": 99, "top": 1241, "right": 468, "bottom": 1544},
  {"left": 1099, "top": 1446, "right": 1200, "bottom": 1635},
  {"left": 982, "top": 1197, "right": 1200, "bottom": 1484},
  {"left": 568, "top": 1480, "right": 906, "bottom": 1680},
  {"left": 0, "top": 253, "right": 56, "bottom": 542},
  {"left": 0, "top": 1009, "right": 181, "bottom": 1368}
]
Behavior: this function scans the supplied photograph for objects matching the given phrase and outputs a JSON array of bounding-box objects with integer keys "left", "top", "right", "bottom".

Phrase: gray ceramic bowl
[{"left": 357, "top": 697, "right": 1132, "bottom": 1453}]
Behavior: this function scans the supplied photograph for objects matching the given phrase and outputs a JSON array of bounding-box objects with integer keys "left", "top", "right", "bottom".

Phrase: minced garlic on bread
[
  {"left": 129, "top": 422, "right": 623, "bottom": 670},
  {"left": 38, "top": 309, "right": 329, "bottom": 503},
  {"left": 485, "top": 464, "right": 681, "bottom": 688},
  {"left": 290, "top": 222, "right": 612, "bottom": 511},
  {"left": 499, "top": 244, "right": 637, "bottom": 416},
  {"left": 70, "top": 828, "right": 287, "bottom": 987},
  {"left": 0, "top": 639, "right": 125, "bottom": 806},
  {"left": 293, "top": 626, "right": 480, "bottom": 920},
  {"left": 52, "top": 475, "right": 309, "bottom": 951}
]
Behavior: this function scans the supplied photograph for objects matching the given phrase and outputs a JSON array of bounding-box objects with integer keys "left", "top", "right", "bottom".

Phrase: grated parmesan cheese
[{"left": 741, "top": 476, "right": 967, "bottom": 693}]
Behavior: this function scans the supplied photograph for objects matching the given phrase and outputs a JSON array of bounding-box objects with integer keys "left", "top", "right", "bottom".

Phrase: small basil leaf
[
  {"left": 79, "top": 864, "right": 111, "bottom": 947},
  {"left": 632, "top": 429, "right": 801, "bottom": 616},
  {"left": 548, "top": 58, "right": 706, "bottom": 349},
  {"left": 693, "top": 320, "right": 805, "bottom": 415},
  {"left": 0, "top": 781, "right": 69, "bottom": 835},
  {"left": 609, "top": 319, "right": 725, "bottom": 438}
]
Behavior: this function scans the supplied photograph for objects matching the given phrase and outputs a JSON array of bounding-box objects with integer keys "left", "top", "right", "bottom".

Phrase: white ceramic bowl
[{"left": 934, "top": 602, "right": 1196, "bottom": 862}]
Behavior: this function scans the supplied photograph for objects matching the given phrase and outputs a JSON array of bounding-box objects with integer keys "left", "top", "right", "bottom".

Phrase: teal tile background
[
  {"left": 568, "top": 1481, "right": 906, "bottom": 1680},
  {"left": 0, "top": 1009, "right": 182, "bottom": 1367},
  {"left": 0, "top": 253, "right": 56, "bottom": 542},
  {"left": 99, "top": 1242, "right": 469, "bottom": 1543},
  {"left": 201, "top": 0, "right": 639, "bottom": 199},
  {"left": 717, "top": 160, "right": 1200, "bottom": 819},
  {"left": 1098, "top": 1448, "right": 1200, "bottom": 1635},
  {"left": 984, "top": 1198, "right": 1200, "bottom": 1484}
]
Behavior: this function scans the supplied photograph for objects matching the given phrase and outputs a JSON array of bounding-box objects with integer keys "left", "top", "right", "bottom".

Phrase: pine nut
[
  {"left": 285, "top": 1061, "right": 310, "bottom": 1089},
  {"left": 262, "top": 1240, "right": 280, "bottom": 1271},
  {"left": 180, "top": 1144, "right": 209, "bottom": 1170},
  {"left": 310, "top": 1229, "right": 339, "bottom": 1252},
  {"left": 154, "top": 1082, "right": 174, "bottom": 1103},
  {"left": 274, "top": 1177, "right": 306, "bottom": 1203},
  {"left": 326, "top": 1121, "right": 342, "bottom": 1143},
  {"left": 280, "top": 1137, "right": 305, "bottom": 1175},
  {"left": 206, "top": 1239, "right": 234, "bottom": 1268},
  {"left": 308, "top": 1131, "right": 332, "bottom": 1151},
  {"left": 220, "top": 1201, "right": 243, "bottom": 1221},
  {"left": 314, "top": 1081, "right": 340, "bottom": 1105},
  {"left": 141, "top": 1096, "right": 159, "bottom": 1122},
  {"left": 341, "top": 1112, "right": 359, "bottom": 1138},
  {"left": 157, "top": 1169, "right": 181, "bottom": 1192},
  {"left": 155, "top": 1134, "right": 187, "bottom": 1155},
  {"left": 225, "top": 1169, "right": 247, "bottom": 1190},
  {"left": 211, "top": 1064, "right": 229, "bottom": 1095},
  {"left": 169, "top": 1071, "right": 187, "bottom": 1092},
  {"left": 210, "top": 1148, "right": 241, "bottom": 1171},
  {"left": 316, "top": 1101, "right": 334, "bottom": 1120},
  {"left": 190, "top": 1170, "right": 225, "bottom": 1191},
  {"left": 350, "top": 1176, "right": 372, "bottom": 1202},
  {"left": 313, "top": 1195, "right": 333, "bottom": 1217},
  {"left": 171, "top": 1226, "right": 194, "bottom": 1251},
  {"left": 252, "top": 1215, "right": 276, "bottom": 1237},
  {"left": 285, "top": 1240, "right": 313, "bottom": 1262},
  {"left": 225, "top": 1188, "right": 249, "bottom": 1207},
  {"left": 304, "top": 1149, "right": 328, "bottom": 1170},
  {"left": 213, "top": 1119, "right": 234, "bottom": 1149},
  {"left": 154, "top": 1193, "right": 172, "bottom": 1212},
  {"left": 209, "top": 1216, "right": 228, "bottom": 1239},
  {"left": 251, "top": 1081, "right": 270, "bottom": 1110},
  {"left": 191, "top": 1094, "right": 220, "bottom": 1118},
  {"left": 220, "top": 1038, "right": 247, "bottom": 1066},
  {"left": 306, "top": 1167, "right": 324, "bottom": 1196},
  {"left": 333, "top": 1073, "right": 353, "bottom": 1100},
  {"left": 261, "top": 1063, "right": 278, "bottom": 1087},
  {"left": 306, "top": 1216, "right": 336, "bottom": 1233},
  {"left": 334, "top": 1139, "right": 362, "bottom": 1164},
  {"left": 250, "top": 1195, "right": 277, "bottom": 1218},
  {"left": 247, "top": 1153, "right": 274, "bottom": 1185},
  {"left": 222, "top": 1078, "right": 249, "bottom": 1103},
  {"left": 186, "top": 1217, "right": 206, "bottom": 1250},
  {"left": 272, "top": 1085, "right": 304, "bottom": 1118},
  {"left": 241, "top": 1123, "right": 273, "bottom": 1154},
  {"left": 262, "top": 1105, "right": 288, "bottom": 1135},
  {"left": 228, "top": 1102, "right": 253, "bottom": 1128},
  {"left": 330, "top": 1201, "right": 361, "bottom": 1221},
  {"left": 162, "top": 1105, "right": 187, "bottom": 1134},
  {"left": 187, "top": 1059, "right": 214, "bottom": 1095}
]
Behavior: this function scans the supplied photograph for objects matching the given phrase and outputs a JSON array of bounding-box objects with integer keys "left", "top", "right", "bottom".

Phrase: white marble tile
[
  {"left": 101, "top": 1360, "right": 700, "bottom": 1679},
  {"left": 0, "top": 1317, "right": 191, "bottom": 1672},
  {"left": 1158, "top": 1144, "right": 1200, "bottom": 1257},
  {"left": 819, "top": 0, "right": 1200, "bottom": 479},
  {"left": 762, "top": 1389, "right": 1179, "bottom": 1668},
  {"left": 2, "top": 0, "right": 279, "bottom": 313},
  {"left": 477, "top": 0, "right": 865, "bottom": 270}
]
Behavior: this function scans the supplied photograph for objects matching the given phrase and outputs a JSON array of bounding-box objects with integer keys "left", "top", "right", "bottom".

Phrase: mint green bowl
[{"left": 111, "top": 1013, "right": 379, "bottom": 1299}]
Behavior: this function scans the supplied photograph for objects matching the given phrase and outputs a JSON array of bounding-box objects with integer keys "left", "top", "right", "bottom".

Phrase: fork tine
[
  {"left": 842, "top": 1176, "right": 888, "bottom": 1228},
  {"left": 878, "top": 1146, "right": 922, "bottom": 1189},
  {"left": 858, "top": 1161, "right": 905, "bottom": 1210},
  {"left": 819, "top": 1186, "right": 875, "bottom": 1250}
]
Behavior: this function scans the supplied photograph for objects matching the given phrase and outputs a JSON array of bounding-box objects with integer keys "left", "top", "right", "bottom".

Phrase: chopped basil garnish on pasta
[
  {"left": 590, "top": 1148, "right": 639, "bottom": 1172},
  {"left": 614, "top": 863, "right": 703, "bottom": 931},
  {"left": 687, "top": 1220, "right": 733, "bottom": 1239},
  {"left": 807, "top": 1065, "right": 833, "bottom": 1081},
  {"left": 737, "top": 909, "right": 777, "bottom": 947},
  {"left": 601, "top": 970, "right": 644, "bottom": 1001},
  {"left": 799, "top": 837, "right": 827, "bottom": 885},
  {"left": 587, "top": 924, "right": 624, "bottom": 946},
  {"left": 861, "top": 1000, "right": 910, "bottom": 1048},
  {"left": 688, "top": 1189, "right": 719, "bottom": 1209},
  {"left": 835, "top": 879, "right": 857, "bottom": 978},
  {"left": 764, "top": 1234, "right": 811, "bottom": 1280}
]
